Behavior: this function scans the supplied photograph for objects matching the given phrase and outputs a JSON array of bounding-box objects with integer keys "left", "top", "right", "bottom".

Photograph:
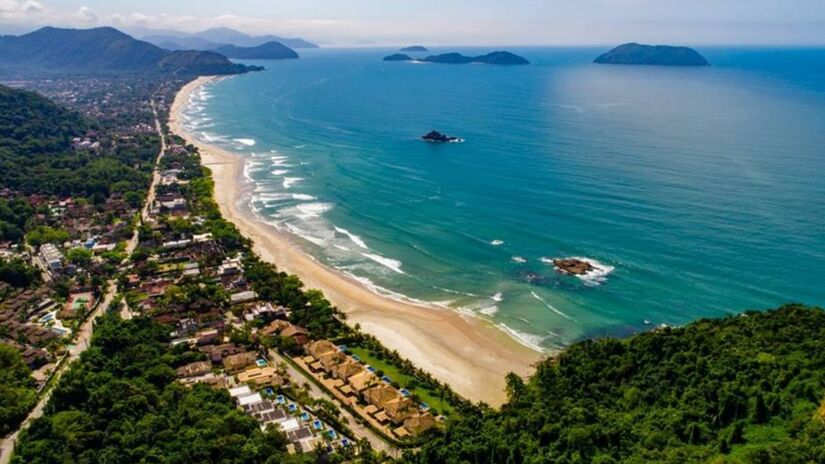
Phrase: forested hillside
[
  {"left": 0, "top": 85, "right": 153, "bottom": 201},
  {"left": 0, "top": 344, "right": 37, "bottom": 436},
  {"left": 406, "top": 305, "right": 825, "bottom": 463}
]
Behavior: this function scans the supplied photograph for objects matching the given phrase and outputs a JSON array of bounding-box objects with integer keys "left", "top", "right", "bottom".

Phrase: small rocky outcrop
[{"left": 553, "top": 258, "right": 595, "bottom": 276}]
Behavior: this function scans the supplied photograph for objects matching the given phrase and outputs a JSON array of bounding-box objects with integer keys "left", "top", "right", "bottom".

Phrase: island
[
  {"left": 400, "top": 45, "right": 428, "bottom": 52},
  {"left": 552, "top": 258, "right": 594, "bottom": 276},
  {"left": 383, "top": 53, "right": 413, "bottom": 62},
  {"left": 594, "top": 43, "right": 709, "bottom": 66},
  {"left": 423, "top": 51, "right": 529, "bottom": 65},
  {"left": 422, "top": 131, "right": 464, "bottom": 143}
]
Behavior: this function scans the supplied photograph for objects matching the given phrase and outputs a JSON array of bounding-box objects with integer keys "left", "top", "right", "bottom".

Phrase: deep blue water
[{"left": 181, "top": 47, "right": 825, "bottom": 350}]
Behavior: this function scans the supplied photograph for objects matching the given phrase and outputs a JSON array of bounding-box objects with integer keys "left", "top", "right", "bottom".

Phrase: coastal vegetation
[
  {"left": 0, "top": 84, "right": 154, "bottom": 204},
  {"left": 10, "top": 314, "right": 317, "bottom": 464},
  {"left": 0, "top": 344, "right": 37, "bottom": 436},
  {"left": 404, "top": 305, "right": 825, "bottom": 463}
]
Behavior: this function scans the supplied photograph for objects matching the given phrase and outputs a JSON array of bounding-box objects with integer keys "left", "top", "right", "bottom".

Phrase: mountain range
[
  {"left": 143, "top": 27, "right": 318, "bottom": 51},
  {"left": 0, "top": 27, "right": 262, "bottom": 77}
]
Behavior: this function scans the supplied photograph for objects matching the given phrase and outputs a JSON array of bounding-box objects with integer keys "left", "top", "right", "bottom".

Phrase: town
[{"left": 1, "top": 75, "right": 457, "bottom": 462}]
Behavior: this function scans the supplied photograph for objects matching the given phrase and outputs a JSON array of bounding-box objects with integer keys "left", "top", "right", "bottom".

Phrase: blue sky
[{"left": 1, "top": 0, "right": 824, "bottom": 45}]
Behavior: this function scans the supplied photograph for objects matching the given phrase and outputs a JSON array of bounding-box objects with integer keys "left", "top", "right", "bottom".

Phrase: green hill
[
  {"left": 0, "top": 85, "right": 150, "bottom": 200},
  {"left": 209, "top": 41, "right": 299, "bottom": 60},
  {"left": 407, "top": 305, "right": 825, "bottom": 463},
  {"left": 0, "top": 27, "right": 260, "bottom": 77},
  {"left": 0, "top": 85, "right": 88, "bottom": 155}
]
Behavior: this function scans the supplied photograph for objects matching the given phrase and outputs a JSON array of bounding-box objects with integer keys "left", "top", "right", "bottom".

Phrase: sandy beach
[{"left": 169, "top": 76, "right": 542, "bottom": 406}]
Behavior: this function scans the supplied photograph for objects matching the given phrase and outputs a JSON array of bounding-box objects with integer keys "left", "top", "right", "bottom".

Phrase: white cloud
[
  {"left": 71, "top": 5, "right": 97, "bottom": 23},
  {"left": 0, "top": 0, "right": 45, "bottom": 21},
  {"left": 1, "top": 0, "right": 823, "bottom": 45}
]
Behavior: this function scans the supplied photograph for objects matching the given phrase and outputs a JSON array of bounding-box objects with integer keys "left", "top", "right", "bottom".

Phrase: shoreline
[{"left": 169, "top": 76, "right": 542, "bottom": 406}]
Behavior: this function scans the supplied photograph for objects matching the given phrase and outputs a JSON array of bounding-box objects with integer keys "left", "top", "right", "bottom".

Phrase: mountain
[
  {"left": 143, "top": 27, "right": 318, "bottom": 50},
  {"left": 0, "top": 27, "right": 261, "bottom": 77},
  {"left": 594, "top": 43, "right": 709, "bottom": 66},
  {"left": 423, "top": 51, "right": 529, "bottom": 65},
  {"left": 144, "top": 35, "right": 222, "bottom": 51},
  {"left": 400, "top": 45, "right": 428, "bottom": 52},
  {"left": 195, "top": 27, "right": 318, "bottom": 49},
  {"left": 209, "top": 41, "right": 299, "bottom": 60}
]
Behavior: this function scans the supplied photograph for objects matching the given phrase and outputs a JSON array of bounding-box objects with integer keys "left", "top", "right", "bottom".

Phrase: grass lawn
[{"left": 348, "top": 345, "right": 455, "bottom": 416}]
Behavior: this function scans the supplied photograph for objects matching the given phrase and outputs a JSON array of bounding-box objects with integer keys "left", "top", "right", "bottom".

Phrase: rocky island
[
  {"left": 400, "top": 45, "right": 428, "bottom": 52},
  {"left": 383, "top": 53, "right": 413, "bottom": 62},
  {"left": 552, "top": 258, "right": 595, "bottom": 276},
  {"left": 423, "top": 51, "right": 529, "bottom": 65},
  {"left": 594, "top": 43, "right": 709, "bottom": 66},
  {"left": 422, "top": 131, "right": 464, "bottom": 143}
]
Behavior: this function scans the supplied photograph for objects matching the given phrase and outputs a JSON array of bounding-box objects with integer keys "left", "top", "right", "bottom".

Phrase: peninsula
[
  {"left": 209, "top": 41, "right": 299, "bottom": 60},
  {"left": 594, "top": 42, "right": 709, "bottom": 66}
]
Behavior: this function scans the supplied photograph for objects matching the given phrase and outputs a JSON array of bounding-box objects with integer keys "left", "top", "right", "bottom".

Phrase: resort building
[
  {"left": 222, "top": 351, "right": 258, "bottom": 373},
  {"left": 176, "top": 361, "right": 212, "bottom": 378},
  {"left": 237, "top": 366, "right": 283, "bottom": 387}
]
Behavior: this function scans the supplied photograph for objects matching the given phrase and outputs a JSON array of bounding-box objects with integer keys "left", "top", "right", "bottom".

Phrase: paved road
[
  {"left": 0, "top": 103, "right": 167, "bottom": 464},
  {"left": 267, "top": 349, "right": 398, "bottom": 457}
]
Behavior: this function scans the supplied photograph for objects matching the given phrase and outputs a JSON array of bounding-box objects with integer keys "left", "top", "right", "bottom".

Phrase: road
[
  {"left": 267, "top": 349, "right": 398, "bottom": 457},
  {"left": 0, "top": 102, "right": 167, "bottom": 464}
]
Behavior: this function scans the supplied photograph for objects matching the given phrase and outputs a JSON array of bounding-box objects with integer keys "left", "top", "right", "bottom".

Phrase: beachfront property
[
  {"left": 223, "top": 366, "right": 354, "bottom": 454},
  {"left": 222, "top": 351, "right": 258, "bottom": 373},
  {"left": 298, "top": 338, "right": 437, "bottom": 439}
]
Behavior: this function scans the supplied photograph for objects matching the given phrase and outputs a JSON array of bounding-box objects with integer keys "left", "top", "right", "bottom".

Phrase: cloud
[
  {"left": 0, "top": 0, "right": 45, "bottom": 21},
  {"left": 71, "top": 5, "right": 97, "bottom": 23},
  {"left": 1, "top": 0, "right": 823, "bottom": 45}
]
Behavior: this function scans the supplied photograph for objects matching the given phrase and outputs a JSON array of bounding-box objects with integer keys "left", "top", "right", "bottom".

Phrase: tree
[
  {"left": 0, "top": 257, "right": 40, "bottom": 288},
  {"left": 0, "top": 343, "right": 37, "bottom": 435}
]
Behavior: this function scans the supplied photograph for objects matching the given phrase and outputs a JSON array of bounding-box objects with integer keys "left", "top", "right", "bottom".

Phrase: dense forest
[
  {"left": 405, "top": 305, "right": 825, "bottom": 464},
  {"left": 0, "top": 344, "right": 37, "bottom": 437},
  {"left": 0, "top": 84, "right": 155, "bottom": 202},
  {"left": 11, "top": 314, "right": 316, "bottom": 464}
]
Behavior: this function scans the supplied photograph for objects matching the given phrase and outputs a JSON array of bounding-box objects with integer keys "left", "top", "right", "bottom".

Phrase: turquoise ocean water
[{"left": 181, "top": 47, "right": 825, "bottom": 351}]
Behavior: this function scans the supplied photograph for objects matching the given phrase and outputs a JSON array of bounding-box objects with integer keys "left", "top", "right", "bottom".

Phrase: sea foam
[
  {"left": 334, "top": 226, "right": 368, "bottom": 249},
  {"left": 498, "top": 324, "right": 547, "bottom": 352},
  {"left": 361, "top": 253, "right": 405, "bottom": 275},
  {"left": 530, "top": 291, "right": 574, "bottom": 321}
]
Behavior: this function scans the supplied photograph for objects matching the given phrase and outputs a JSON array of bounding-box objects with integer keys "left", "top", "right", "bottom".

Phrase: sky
[{"left": 1, "top": 0, "right": 824, "bottom": 46}]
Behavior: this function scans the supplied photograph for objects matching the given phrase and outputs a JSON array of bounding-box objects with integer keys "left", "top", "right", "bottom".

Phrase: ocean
[{"left": 180, "top": 47, "right": 825, "bottom": 351}]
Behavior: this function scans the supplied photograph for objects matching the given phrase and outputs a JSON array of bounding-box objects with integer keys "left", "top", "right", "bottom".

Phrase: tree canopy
[
  {"left": 406, "top": 305, "right": 825, "bottom": 464},
  {"left": 11, "top": 314, "right": 311, "bottom": 464}
]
